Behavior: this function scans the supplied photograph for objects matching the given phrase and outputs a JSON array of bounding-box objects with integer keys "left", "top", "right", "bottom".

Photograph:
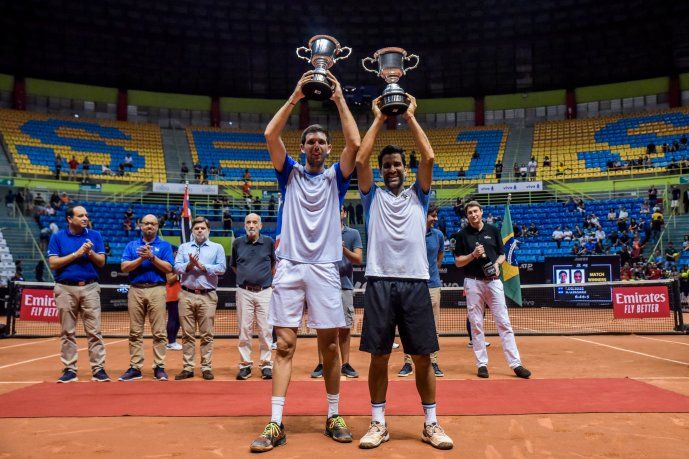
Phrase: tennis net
[{"left": 2, "top": 279, "right": 685, "bottom": 338}]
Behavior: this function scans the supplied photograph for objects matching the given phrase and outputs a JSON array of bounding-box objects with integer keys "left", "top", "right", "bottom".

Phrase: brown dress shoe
[
  {"left": 174, "top": 370, "right": 194, "bottom": 380},
  {"left": 250, "top": 422, "right": 286, "bottom": 452},
  {"left": 202, "top": 370, "right": 214, "bottom": 380}
]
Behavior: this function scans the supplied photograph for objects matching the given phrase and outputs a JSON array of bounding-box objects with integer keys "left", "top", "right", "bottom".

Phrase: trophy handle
[
  {"left": 296, "top": 47, "right": 311, "bottom": 62},
  {"left": 334, "top": 46, "right": 352, "bottom": 62},
  {"left": 404, "top": 54, "right": 420, "bottom": 72},
  {"left": 361, "top": 57, "right": 379, "bottom": 74}
]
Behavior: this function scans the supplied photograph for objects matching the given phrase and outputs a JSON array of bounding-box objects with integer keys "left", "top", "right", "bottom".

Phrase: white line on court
[
  {"left": 569, "top": 337, "right": 689, "bottom": 366},
  {"left": 0, "top": 339, "right": 128, "bottom": 371},
  {"left": 634, "top": 335, "right": 689, "bottom": 347},
  {"left": 0, "top": 381, "right": 44, "bottom": 384},
  {"left": 0, "top": 338, "right": 58, "bottom": 350}
]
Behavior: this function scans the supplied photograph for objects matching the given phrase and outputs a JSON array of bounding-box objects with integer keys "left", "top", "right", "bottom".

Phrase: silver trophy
[
  {"left": 296, "top": 35, "right": 352, "bottom": 101},
  {"left": 362, "top": 47, "right": 419, "bottom": 115}
]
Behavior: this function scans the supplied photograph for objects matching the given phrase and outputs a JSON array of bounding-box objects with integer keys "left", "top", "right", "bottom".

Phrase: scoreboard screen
[{"left": 545, "top": 256, "right": 620, "bottom": 306}]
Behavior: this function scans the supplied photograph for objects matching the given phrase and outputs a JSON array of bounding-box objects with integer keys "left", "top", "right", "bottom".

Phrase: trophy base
[
  {"left": 381, "top": 94, "right": 409, "bottom": 116},
  {"left": 302, "top": 79, "right": 333, "bottom": 101}
]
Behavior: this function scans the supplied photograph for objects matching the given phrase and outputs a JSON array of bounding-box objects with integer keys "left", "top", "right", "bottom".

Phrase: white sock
[
  {"left": 422, "top": 403, "right": 437, "bottom": 425},
  {"left": 271, "top": 396, "right": 285, "bottom": 424},
  {"left": 327, "top": 393, "right": 339, "bottom": 418},
  {"left": 371, "top": 401, "right": 386, "bottom": 425}
]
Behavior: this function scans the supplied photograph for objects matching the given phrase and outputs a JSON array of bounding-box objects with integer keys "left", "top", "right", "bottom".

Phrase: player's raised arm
[
  {"left": 264, "top": 71, "right": 313, "bottom": 173},
  {"left": 326, "top": 71, "right": 360, "bottom": 178},
  {"left": 405, "top": 94, "right": 434, "bottom": 193},
  {"left": 356, "top": 97, "right": 386, "bottom": 194}
]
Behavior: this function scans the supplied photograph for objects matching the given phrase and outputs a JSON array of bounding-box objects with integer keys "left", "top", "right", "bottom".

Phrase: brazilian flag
[{"left": 501, "top": 204, "right": 522, "bottom": 306}]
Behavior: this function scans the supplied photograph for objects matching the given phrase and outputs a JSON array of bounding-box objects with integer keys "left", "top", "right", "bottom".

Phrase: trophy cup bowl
[
  {"left": 296, "top": 35, "right": 352, "bottom": 101},
  {"left": 362, "top": 47, "right": 420, "bottom": 116}
]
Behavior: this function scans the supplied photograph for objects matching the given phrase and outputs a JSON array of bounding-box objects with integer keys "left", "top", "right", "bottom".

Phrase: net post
[{"left": 672, "top": 278, "right": 687, "bottom": 332}]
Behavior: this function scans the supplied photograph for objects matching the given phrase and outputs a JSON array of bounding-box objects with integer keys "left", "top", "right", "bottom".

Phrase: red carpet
[{"left": 1, "top": 378, "right": 688, "bottom": 418}]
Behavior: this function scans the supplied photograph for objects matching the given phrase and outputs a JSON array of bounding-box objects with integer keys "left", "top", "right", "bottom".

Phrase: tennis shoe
[
  {"left": 250, "top": 422, "right": 286, "bottom": 452},
  {"left": 422, "top": 422, "right": 453, "bottom": 450},
  {"left": 359, "top": 421, "right": 389, "bottom": 449}
]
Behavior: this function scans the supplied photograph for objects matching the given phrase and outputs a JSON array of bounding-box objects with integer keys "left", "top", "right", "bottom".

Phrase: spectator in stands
[
  {"left": 123, "top": 216, "right": 133, "bottom": 237},
  {"left": 564, "top": 197, "right": 577, "bottom": 212},
  {"left": 594, "top": 240, "right": 605, "bottom": 254},
  {"left": 519, "top": 164, "right": 527, "bottom": 181},
  {"left": 34, "top": 260, "right": 44, "bottom": 282},
  {"left": 4, "top": 190, "right": 15, "bottom": 216},
  {"left": 13, "top": 189, "right": 24, "bottom": 214},
  {"left": 494, "top": 160, "right": 503, "bottom": 180},
  {"left": 527, "top": 157, "right": 537, "bottom": 180},
  {"left": 49, "top": 221, "right": 59, "bottom": 235},
  {"left": 104, "top": 241, "right": 111, "bottom": 259},
  {"left": 617, "top": 206, "right": 628, "bottom": 221},
  {"left": 648, "top": 185, "right": 658, "bottom": 208},
  {"left": 180, "top": 162, "right": 189, "bottom": 182},
  {"left": 201, "top": 166, "right": 209, "bottom": 184},
  {"left": 118, "top": 163, "right": 126, "bottom": 176},
  {"left": 513, "top": 162, "right": 519, "bottom": 180},
  {"left": 55, "top": 154, "right": 63, "bottom": 180},
  {"left": 556, "top": 162, "right": 566, "bottom": 176},
  {"left": 629, "top": 218, "right": 638, "bottom": 233},
  {"left": 68, "top": 156, "right": 79, "bottom": 181},
  {"left": 583, "top": 237, "right": 596, "bottom": 254},
  {"left": 346, "top": 202, "right": 355, "bottom": 225},
  {"left": 621, "top": 262, "right": 632, "bottom": 280},
  {"left": 647, "top": 142, "right": 656, "bottom": 154},
  {"left": 594, "top": 227, "right": 606, "bottom": 242},
  {"left": 640, "top": 201, "right": 650, "bottom": 214},
  {"left": 223, "top": 209, "right": 233, "bottom": 231},
  {"left": 647, "top": 262, "right": 662, "bottom": 280},
  {"left": 665, "top": 242, "right": 679, "bottom": 264},
  {"left": 543, "top": 156, "right": 551, "bottom": 167},
  {"left": 170, "top": 210, "right": 179, "bottom": 227},
  {"left": 683, "top": 234, "right": 689, "bottom": 252},
  {"left": 562, "top": 226, "right": 573, "bottom": 242},
  {"left": 124, "top": 207, "right": 134, "bottom": 221},
  {"left": 453, "top": 198, "right": 465, "bottom": 218},
  {"left": 243, "top": 168, "right": 252, "bottom": 181},
  {"left": 651, "top": 208, "right": 664, "bottom": 243},
  {"left": 355, "top": 202, "right": 364, "bottom": 225},
  {"left": 472, "top": 148, "right": 479, "bottom": 159},
  {"left": 608, "top": 230, "right": 619, "bottom": 246},
  {"left": 81, "top": 156, "right": 91, "bottom": 182},
  {"left": 617, "top": 217, "right": 628, "bottom": 233},
  {"left": 576, "top": 199, "right": 586, "bottom": 213},
  {"left": 123, "top": 153, "right": 134, "bottom": 170},
  {"left": 526, "top": 223, "right": 537, "bottom": 237},
  {"left": 33, "top": 192, "right": 46, "bottom": 214},
  {"left": 607, "top": 208, "right": 617, "bottom": 221},
  {"left": 571, "top": 243, "right": 584, "bottom": 255},
  {"left": 520, "top": 225, "right": 529, "bottom": 238},
  {"left": 50, "top": 192, "right": 61, "bottom": 210},
  {"left": 671, "top": 185, "right": 680, "bottom": 215},
  {"left": 241, "top": 180, "right": 251, "bottom": 198},
  {"left": 267, "top": 195, "right": 277, "bottom": 219},
  {"left": 620, "top": 245, "right": 631, "bottom": 267},
  {"left": 586, "top": 213, "right": 600, "bottom": 230},
  {"left": 39, "top": 226, "right": 51, "bottom": 250},
  {"left": 253, "top": 195, "right": 262, "bottom": 210},
  {"left": 194, "top": 162, "right": 202, "bottom": 182},
  {"left": 552, "top": 226, "right": 564, "bottom": 248},
  {"left": 573, "top": 225, "right": 584, "bottom": 239},
  {"left": 101, "top": 163, "right": 115, "bottom": 176},
  {"left": 209, "top": 165, "right": 218, "bottom": 181},
  {"left": 457, "top": 168, "right": 466, "bottom": 178}
]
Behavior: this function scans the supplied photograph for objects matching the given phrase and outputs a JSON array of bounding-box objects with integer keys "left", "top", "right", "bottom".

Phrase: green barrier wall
[
  {"left": 25, "top": 78, "right": 117, "bottom": 103},
  {"left": 0, "top": 74, "right": 13, "bottom": 91},
  {"left": 576, "top": 77, "right": 668, "bottom": 103},
  {"left": 485, "top": 89, "right": 566, "bottom": 110},
  {"left": 128, "top": 90, "right": 210, "bottom": 111}
]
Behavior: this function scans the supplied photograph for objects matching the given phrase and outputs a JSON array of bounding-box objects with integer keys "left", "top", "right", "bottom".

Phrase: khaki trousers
[
  {"left": 236, "top": 287, "right": 273, "bottom": 369},
  {"left": 127, "top": 285, "right": 167, "bottom": 370},
  {"left": 405, "top": 286, "right": 441, "bottom": 364},
  {"left": 54, "top": 282, "right": 105, "bottom": 372},
  {"left": 179, "top": 289, "right": 218, "bottom": 372}
]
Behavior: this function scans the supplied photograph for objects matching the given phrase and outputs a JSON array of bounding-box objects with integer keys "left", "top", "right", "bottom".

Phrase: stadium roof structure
[{"left": 1, "top": 0, "right": 688, "bottom": 99}]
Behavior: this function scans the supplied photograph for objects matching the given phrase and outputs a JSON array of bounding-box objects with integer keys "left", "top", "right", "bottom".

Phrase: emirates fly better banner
[
  {"left": 20, "top": 288, "right": 58, "bottom": 322},
  {"left": 612, "top": 286, "right": 670, "bottom": 319}
]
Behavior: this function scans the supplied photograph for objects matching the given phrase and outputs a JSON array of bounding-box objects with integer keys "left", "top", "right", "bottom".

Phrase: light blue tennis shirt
[{"left": 174, "top": 238, "right": 227, "bottom": 290}]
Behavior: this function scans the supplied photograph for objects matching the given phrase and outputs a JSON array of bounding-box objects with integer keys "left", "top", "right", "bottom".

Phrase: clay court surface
[{"left": 0, "top": 335, "right": 688, "bottom": 458}]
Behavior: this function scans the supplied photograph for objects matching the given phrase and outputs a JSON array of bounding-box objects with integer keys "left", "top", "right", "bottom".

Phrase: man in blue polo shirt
[
  {"left": 47, "top": 205, "right": 109, "bottom": 383},
  {"left": 119, "top": 214, "right": 174, "bottom": 381}
]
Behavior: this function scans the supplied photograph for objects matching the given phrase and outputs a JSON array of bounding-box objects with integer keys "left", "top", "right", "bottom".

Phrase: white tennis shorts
[{"left": 269, "top": 259, "right": 345, "bottom": 329}]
